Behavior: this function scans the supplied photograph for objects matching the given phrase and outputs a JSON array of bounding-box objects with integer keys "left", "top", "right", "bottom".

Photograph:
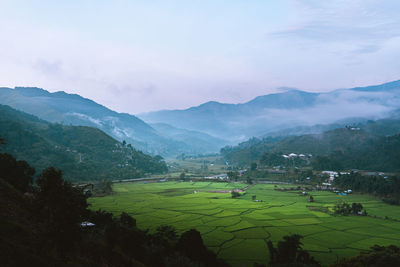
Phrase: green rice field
[{"left": 88, "top": 182, "right": 400, "bottom": 266}]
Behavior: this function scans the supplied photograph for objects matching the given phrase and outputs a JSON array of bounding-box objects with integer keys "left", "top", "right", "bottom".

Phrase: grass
[{"left": 88, "top": 182, "right": 400, "bottom": 266}]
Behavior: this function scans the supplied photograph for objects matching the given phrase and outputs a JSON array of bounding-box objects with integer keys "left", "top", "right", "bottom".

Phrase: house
[
  {"left": 81, "top": 221, "right": 95, "bottom": 227},
  {"left": 322, "top": 171, "right": 338, "bottom": 182}
]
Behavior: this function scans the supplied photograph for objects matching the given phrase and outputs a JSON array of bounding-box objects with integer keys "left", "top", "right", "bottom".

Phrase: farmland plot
[{"left": 89, "top": 182, "right": 400, "bottom": 266}]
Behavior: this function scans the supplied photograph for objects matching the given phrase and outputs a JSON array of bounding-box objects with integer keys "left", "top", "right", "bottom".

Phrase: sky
[{"left": 1, "top": 0, "right": 400, "bottom": 114}]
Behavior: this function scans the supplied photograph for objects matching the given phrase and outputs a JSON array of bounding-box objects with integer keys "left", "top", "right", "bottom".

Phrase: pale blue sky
[{"left": 1, "top": 0, "right": 399, "bottom": 113}]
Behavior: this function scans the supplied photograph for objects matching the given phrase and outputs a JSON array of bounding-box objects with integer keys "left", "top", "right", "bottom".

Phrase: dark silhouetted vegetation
[
  {"left": 231, "top": 191, "right": 241, "bottom": 198},
  {"left": 0, "top": 153, "right": 34, "bottom": 192},
  {"left": 333, "top": 202, "right": 366, "bottom": 216},
  {"left": 0, "top": 151, "right": 228, "bottom": 267},
  {"left": 267, "top": 234, "right": 320, "bottom": 267}
]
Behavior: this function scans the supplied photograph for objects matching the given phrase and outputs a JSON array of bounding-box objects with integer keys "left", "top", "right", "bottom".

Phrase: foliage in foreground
[
  {"left": 267, "top": 234, "right": 320, "bottom": 267},
  {"left": 0, "top": 152, "right": 227, "bottom": 267}
]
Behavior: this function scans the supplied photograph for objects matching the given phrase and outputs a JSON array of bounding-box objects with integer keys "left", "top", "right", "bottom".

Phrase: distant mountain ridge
[
  {"left": 138, "top": 80, "right": 400, "bottom": 141},
  {"left": 0, "top": 87, "right": 229, "bottom": 156}
]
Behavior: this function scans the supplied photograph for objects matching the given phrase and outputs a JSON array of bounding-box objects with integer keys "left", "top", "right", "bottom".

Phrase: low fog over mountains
[
  {"left": 139, "top": 80, "right": 400, "bottom": 142},
  {"left": 1, "top": 80, "right": 400, "bottom": 156},
  {"left": 0, "top": 87, "right": 229, "bottom": 156}
]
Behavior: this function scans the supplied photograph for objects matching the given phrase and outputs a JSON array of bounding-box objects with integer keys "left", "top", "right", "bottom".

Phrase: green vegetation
[
  {"left": 331, "top": 245, "right": 400, "bottom": 267},
  {"left": 334, "top": 172, "right": 400, "bottom": 204},
  {"left": 0, "top": 104, "right": 167, "bottom": 181},
  {"left": 267, "top": 234, "right": 320, "bottom": 266},
  {"left": 0, "top": 152, "right": 227, "bottom": 267},
  {"left": 89, "top": 182, "right": 400, "bottom": 266},
  {"left": 333, "top": 202, "right": 366, "bottom": 216},
  {"left": 221, "top": 127, "right": 400, "bottom": 172}
]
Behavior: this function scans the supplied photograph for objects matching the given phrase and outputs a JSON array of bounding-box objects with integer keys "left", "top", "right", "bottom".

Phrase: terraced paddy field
[{"left": 88, "top": 182, "right": 400, "bottom": 266}]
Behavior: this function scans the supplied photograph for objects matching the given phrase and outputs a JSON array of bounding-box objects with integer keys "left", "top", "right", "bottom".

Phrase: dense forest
[
  {"left": 221, "top": 126, "right": 400, "bottom": 172},
  {"left": 0, "top": 104, "right": 167, "bottom": 181},
  {"left": 334, "top": 172, "right": 400, "bottom": 204}
]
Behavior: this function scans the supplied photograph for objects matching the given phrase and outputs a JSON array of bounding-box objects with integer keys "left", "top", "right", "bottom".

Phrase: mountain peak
[
  {"left": 14, "top": 87, "right": 51, "bottom": 97},
  {"left": 351, "top": 79, "right": 400, "bottom": 92}
]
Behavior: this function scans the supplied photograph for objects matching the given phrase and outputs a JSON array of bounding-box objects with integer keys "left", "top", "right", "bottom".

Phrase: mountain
[
  {"left": 138, "top": 80, "right": 400, "bottom": 142},
  {"left": 150, "top": 123, "right": 230, "bottom": 154},
  {"left": 0, "top": 104, "right": 167, "bottom": 181},
  {"left": 0, "top": 87, "right": 227, "bottom": 156},
  {"left": 221, "top": 124, "right": 400, "bottom": 172}
]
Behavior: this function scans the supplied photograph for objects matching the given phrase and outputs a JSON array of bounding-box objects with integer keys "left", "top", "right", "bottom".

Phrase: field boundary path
[{"left": 208, "top": 184, "right": 255, "bottom": 193}]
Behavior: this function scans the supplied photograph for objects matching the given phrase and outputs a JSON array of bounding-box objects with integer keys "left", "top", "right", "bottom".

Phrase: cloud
[
  {"left": 245, "top": 88, "right": 400, "bottom": 137},
  {"left": 272, "top": 0, "right": 400, "bottom": 57},
  {"left": 34, "top": 59, "right": 63, "bottom": 76}
]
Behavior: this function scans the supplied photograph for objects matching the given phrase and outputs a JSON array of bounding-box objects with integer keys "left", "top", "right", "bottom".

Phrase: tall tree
[{"left": 35, "top": 167, "right": 88, "bottom": 256}]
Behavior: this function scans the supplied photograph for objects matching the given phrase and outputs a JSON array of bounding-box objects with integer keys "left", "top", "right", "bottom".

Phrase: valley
[
  {"left": 2, "top": 3, "right": 400, "bottom": 266},
  {"left": 88, "top": 181, "right": 400, "bottom": 266}
]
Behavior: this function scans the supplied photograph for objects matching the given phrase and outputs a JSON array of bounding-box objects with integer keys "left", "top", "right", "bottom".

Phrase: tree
[
  {"left": 120, "top": 212, "right": 136, "bottom": 228},
  {"left": 95, "top": 179, "right": 113, "bottom": 195},
  {"left": 334, "top": 202, "right": 365, "bottom": 215},
  {"left": 180, "top": 172, "right": 186, "bottom": 180},
  {"left": 267, "top": 234, "right": 320, "bottom": 266},
  {"left": 155, "top": 225, "right": 178, "bottom": 244},
  {"left": 178, "top": 229, "right": 206, "bottom": 260},
  {"left": 227, "top": 171, "right": 239, "bottom": 181},
  {"left": 251, "top": 162, "right": 258, "bottom": 171},
  {"left": 0, "top": 153, "right": 34, "bottom": 192},
  {"left": 176, "top": 229, "right": 228, "bottom": 266},
  {"left": 231, "top": 191, "right": 241, "bottom": 198},
  {"left": 35, "top": 167, "right": 88, "bottom": 255},
  {"left": 351, "top": 203, "right": 363, "bottom": 214}
]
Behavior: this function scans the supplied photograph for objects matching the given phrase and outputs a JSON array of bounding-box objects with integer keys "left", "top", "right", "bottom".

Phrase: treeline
[
  {"left": 334, "top": 172, "right": 400, "bottom": 204},
  {"left": 0, "top": 152, "right": 227, "bottom": 267},
  {"left": 0, "top": 104, "right": 167, "bottom": 181}
]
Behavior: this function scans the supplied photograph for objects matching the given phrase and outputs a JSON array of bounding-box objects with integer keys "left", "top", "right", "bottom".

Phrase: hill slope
[
  {"left": 0, "top": 104, "right": 167, "bottom": 181},
  {"left": 221, "top": 125, "right": 400, "bottom": 172}
]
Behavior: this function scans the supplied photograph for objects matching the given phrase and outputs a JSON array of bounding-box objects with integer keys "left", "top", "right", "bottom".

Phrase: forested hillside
[
  {"left": 221, "top": 126, "right": 400, "bottom": 172},
  {"left": 0, "top": 104, "right": 167, "bottom": 181}
]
